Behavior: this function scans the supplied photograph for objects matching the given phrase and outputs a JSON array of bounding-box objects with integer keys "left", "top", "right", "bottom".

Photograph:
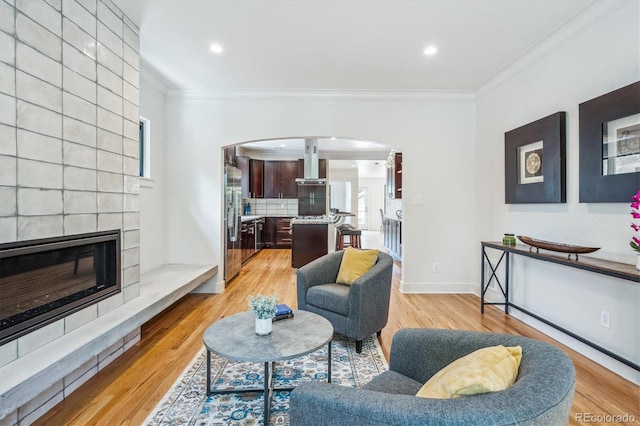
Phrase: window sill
[{"left": 140, "top": 177, "right": 155, "bottom": 188}]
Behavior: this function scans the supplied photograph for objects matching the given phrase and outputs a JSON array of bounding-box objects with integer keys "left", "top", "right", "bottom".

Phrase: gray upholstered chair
[
  {"left": 290, "top": 328, "right": 576, "bottom": 425},
  {"left": 297, "top": 250, "right": 394, "bottom": 353}
]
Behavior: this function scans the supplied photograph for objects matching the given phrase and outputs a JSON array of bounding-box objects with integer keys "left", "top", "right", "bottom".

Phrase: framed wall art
[
  {"left": 505, "top": 112, "right": 566, "bottom": 204},
  {"left": 579, "top": 81, "right": 640, "bottom": 202}
]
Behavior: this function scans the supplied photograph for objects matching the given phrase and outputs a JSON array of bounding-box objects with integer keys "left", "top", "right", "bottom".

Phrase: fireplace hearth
[{"left": 0, "top": 230, "right": 121, "bottom": 346}]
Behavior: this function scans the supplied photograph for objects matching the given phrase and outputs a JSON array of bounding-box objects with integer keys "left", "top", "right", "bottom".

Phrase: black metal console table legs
[
  {"left": 480, "top": 242, "right": 639, "bottom": 372},
  {"left": 480, "top": 246, "right": 509, "bottom": 314}
]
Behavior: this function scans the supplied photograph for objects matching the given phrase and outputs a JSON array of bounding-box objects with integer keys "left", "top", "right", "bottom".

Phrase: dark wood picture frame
[
  {"left": 579, "top": 81, "right": 640, "bottom": 203},
  {"left": 505, "top": 112, "right": 566, "bottom": 204}
]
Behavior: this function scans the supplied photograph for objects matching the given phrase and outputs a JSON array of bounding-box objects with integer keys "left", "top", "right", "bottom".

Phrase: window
[{"left": 139, "top": 117, "right": 151, "bottom": 178}]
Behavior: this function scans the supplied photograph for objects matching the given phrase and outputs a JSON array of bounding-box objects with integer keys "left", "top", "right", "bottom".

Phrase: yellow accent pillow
[
  {"left": 336, "top": 247, "right": 379, "bottom": 285},
  {"left": 416, "top": 345, "right": 522, "bottom": 399}
]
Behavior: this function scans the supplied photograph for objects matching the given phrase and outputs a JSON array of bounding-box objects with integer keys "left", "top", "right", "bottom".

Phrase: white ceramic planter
[{"left": 255, "top": 317, "right": 272, "bottom": 335}]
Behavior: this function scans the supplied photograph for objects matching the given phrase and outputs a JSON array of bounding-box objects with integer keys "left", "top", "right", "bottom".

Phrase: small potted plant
[{"left": 248, "top": 293, "right": 278, "bottom": 335}]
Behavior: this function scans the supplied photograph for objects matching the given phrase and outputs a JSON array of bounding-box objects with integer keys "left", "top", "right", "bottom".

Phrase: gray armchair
[
  {"left": 291, "top": 328, "right": 576, "bottom": 425},
  {"left": 297, "top": 250, "right": 394, "bottom": 353}
]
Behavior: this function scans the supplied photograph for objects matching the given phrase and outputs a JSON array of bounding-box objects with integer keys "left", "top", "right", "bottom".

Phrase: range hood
[{"left": 295, "top": 138, "right": 326, "bottom": 185}]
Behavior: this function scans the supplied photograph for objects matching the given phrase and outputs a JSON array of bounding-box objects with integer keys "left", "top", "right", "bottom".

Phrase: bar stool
[{"left": 336, "top": 226, "right": 362, "bottom": 250}]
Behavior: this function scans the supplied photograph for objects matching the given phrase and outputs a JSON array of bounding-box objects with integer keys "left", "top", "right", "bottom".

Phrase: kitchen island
[{"left": 291, "top": 217, "right": 335, "bottom": 268}]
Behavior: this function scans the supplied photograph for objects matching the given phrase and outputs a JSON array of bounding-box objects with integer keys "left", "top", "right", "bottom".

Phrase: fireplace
[{"left": 0, "top": 230, "right": 121, "bottom": 346}]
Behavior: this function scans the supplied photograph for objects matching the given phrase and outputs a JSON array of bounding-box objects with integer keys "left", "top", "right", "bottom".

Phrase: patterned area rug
[{"left": 144, "top": 334, "right": 387, "bottom": 425}]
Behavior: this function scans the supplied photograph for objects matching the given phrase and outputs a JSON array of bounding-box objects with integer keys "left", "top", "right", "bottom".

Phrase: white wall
[
  {"left": 330, "top": 167, "right": 358, "bottom": 226},
  {"left": 164, "top": 94, "right": 476, "bottom": 290},
  {"left": 139, "top": 69, "right": 168, "bottom": 273},
  {"left": 329, "top": 181, "right": 349, "bottom": 212},
  {"left": 474, "top": 1, "right": 639, "bottom": 382},
  {"left": 360, "top": 177, "right": 385, "bottom": 231}
]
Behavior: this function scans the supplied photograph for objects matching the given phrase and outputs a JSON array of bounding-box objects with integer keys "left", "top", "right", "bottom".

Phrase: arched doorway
[{"left": 221, "top": 136, "right": 399, "bottom": 285}]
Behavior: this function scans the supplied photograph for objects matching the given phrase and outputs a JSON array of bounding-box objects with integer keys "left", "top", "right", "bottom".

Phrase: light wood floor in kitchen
[{"left": 36, "top": 247, "right": 639, "bottom": 425}]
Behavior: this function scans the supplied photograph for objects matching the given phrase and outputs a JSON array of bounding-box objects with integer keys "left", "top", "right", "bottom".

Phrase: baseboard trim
[{"left": 399, "top": 281, "right": 476, "bottom": 294}]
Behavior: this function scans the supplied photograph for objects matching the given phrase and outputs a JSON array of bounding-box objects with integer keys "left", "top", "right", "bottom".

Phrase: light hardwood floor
[{"left": 35, "top": 249, "right": 639, "bottom": 425}]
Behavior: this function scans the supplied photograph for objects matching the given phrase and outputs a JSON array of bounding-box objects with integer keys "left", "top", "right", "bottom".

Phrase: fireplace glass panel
[{"left": 0, "top": 231, "right": 121, "bottom": 345}]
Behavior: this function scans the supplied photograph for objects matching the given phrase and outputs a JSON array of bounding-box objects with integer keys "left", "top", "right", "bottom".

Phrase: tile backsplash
[{"left": 244, "top": 198, "right": 298, "bottom": 216}]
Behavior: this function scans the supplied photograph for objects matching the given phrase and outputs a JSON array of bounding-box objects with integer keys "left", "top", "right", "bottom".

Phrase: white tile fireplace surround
[{"left": 0, "top": 0, "right": 164, "bottom": 424}]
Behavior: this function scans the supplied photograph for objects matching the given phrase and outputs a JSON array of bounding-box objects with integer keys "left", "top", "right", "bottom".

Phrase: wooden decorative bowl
[{"left": 517, "top": 236, "right": 600, "bottom": 260}]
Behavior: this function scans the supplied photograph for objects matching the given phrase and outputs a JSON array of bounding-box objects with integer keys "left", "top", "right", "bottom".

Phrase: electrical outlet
[
  {"left": 600, "top": 310, "right": 611, "bottom": 329},
  {"left": 433, "top": 263, "right": 440, "bottom": 273}
]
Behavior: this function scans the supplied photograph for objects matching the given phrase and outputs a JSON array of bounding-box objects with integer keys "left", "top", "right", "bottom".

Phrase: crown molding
[
  {"left": 476, "top": 0, "right": 630, "bottom": 97},
  {"left": 166, "top": 88, "right": 475, "bottom": 102}
]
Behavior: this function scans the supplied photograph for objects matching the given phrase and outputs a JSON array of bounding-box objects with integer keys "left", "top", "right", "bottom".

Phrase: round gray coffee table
[{"left": 203, "top": 310, "right": 333, "bottom": 422}]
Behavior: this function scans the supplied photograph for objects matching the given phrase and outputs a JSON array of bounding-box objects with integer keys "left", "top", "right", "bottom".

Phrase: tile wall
[
  {"left": 244, "top": 198, "right": 298, "bottom": 216},
  {"left": 0, "top": 0, "right": 140, "bottom": 424}
]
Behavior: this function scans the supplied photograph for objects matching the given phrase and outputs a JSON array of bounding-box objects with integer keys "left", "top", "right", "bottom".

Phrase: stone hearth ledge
[{"left": 0, "top": 264, "right": 218, "bottom": 419}]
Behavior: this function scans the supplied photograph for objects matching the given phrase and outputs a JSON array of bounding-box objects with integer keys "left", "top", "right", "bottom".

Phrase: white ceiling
[
  {"left": 115, "top": 0, "right": 592, "bottom": 92},
  {"left": 115, "top": 0, "right": 593, "bottom": 178}
]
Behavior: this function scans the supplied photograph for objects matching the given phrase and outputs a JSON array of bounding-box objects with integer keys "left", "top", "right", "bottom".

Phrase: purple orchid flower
[{"left": 631, "top": 190, "right": 640, "bottom": 254}]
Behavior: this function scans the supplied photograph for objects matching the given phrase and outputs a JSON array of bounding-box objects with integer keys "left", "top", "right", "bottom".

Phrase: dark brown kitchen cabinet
[
  {"left": 297, "top": 158, "right": 327, "bottom": 178},
  {"left": 263, "top": 217, "right": 276, "bottom": 247},
  {"left": 275, "top": 217, "right": 293, "bottom": 246},
  {"left": 262, "top": 216, "right": 293, "bottom": 248},
  {"left": 263, "top": 216, "right": 293, "bottom": 248},
  {"left": 264, "top": 161, "right": 298, "bottom": 198},
  {"left": 297, "top": 185, "right": 327, "bottom": 216},
  {"left": 386, "top": 152, "right": 402, "bottom": 199},
  {"left": 237, "top": 157, "right": 264, "bottom": 198},
  {"left": 250, "top": 159, "right": 264, "bottom": 198},
  {"left": 291, "top": 223, "right": 328, "bottom": 267}
]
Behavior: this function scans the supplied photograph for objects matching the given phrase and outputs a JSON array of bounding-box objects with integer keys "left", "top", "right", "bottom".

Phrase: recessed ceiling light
[
  {"left": 209, "top": 43, "right": 223, "bottom": 54},
  {"left": 423, "top": 45, "right": 438, "bottom": 56}
]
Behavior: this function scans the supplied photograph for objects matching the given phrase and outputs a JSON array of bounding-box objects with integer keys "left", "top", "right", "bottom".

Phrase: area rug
[{"left": 144, "top": 334, "right": 387, "bottom": 426}]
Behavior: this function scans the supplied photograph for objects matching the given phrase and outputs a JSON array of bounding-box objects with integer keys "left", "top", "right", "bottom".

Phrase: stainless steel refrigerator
[{"left": 224, "top": 165, "right": 242, "bottom": 283}]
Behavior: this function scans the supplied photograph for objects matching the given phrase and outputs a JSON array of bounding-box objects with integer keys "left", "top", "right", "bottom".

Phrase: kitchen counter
[{"left": 241, "top": 215, "right": 265, "bottom": 222}]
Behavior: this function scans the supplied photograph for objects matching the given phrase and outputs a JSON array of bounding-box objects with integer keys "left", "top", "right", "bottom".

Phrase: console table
[{"left": 480, "top": 241, "right": 639, "bottom": 371}]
